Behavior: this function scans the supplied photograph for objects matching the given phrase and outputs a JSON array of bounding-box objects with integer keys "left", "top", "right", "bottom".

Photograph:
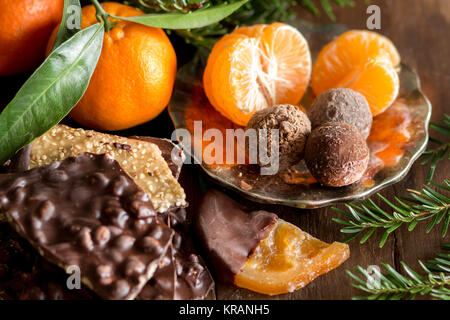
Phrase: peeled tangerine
[
  {"left": 203, "top": 23, "right": 312, "bottom": 126},
  {"left": 311, "top": 30, "right": 401, "bottom": 116},
  {"left": 196, "top": 190, "right": 349, "bottom": 295}
]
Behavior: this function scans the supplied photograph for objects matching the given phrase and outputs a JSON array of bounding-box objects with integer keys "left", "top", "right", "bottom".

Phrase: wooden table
[
  {"left": 0, "top": 0, "right": 448, "bottom": 301},
  {"left": 179, "top": 0, "right": 450, "bottom": 300}
]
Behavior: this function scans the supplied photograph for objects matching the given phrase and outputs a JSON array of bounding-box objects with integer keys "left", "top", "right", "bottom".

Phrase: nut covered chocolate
[
  {"left": 138, "top": 208, "right": 215, "bottom": 300},
  {"left": 0, "top": 153, "right": 174, "bottom": 300},
  {"left": 27, "top": 125, "right": 186, "bottom": 213}
]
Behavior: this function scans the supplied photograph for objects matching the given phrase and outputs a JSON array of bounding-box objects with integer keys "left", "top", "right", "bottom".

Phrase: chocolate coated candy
[
  {"left": 195, "top": 190, "right": 278, "bottom": 282},
  {"left": 305, "top": 122, "right": 369, "bottom": 187},
  {"left": 138, "top": 208, "right": 215, "bottom": 300},
  {"left": 0, "top": 153, "right": 173, "bottom": 300}
]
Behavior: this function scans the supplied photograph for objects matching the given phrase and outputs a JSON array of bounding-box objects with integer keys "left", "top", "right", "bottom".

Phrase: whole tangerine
[
  {"left": 47, "top": 2, "right": 177, "bottom": 131},
  {"left": 0, "top": 0, "right": 64, "bottom": 76}
]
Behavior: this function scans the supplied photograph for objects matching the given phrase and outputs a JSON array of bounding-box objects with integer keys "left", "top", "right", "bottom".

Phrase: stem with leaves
[{"left": 91, "top": 0, "right": 116, "bottom": 31}]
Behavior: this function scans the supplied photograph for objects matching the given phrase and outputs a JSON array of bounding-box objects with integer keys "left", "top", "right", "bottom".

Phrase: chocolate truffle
[
  {"left": 305, "top": 122, "right": 369, "bottom": 187},
  {"left": 308, "top": 88, "right": 372, "bottom": 138},
  {"left": 246, "top": 104, "right": 311, "bottom": 169}
]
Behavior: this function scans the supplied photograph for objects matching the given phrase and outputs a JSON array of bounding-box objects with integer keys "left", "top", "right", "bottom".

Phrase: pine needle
[
  {"left": 422, "top": 114, "right": 450, "bottom": 183},
  {"left": 348, "top": 244, "right": 450, "bottom": 300}
]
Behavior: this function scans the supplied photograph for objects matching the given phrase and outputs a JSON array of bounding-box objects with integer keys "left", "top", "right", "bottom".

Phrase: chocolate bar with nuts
[
  {"left": 0, "top": 153, "right": 174, "bottom": 300},
  {"left": 0, "top": 218, "right": 96, "bottom": 300},
  {"left": 138, "top": 233, "right": 215, "bottom": 300},
  {"left": 26, "top": 125, "right": 186, "bottom": 213}
]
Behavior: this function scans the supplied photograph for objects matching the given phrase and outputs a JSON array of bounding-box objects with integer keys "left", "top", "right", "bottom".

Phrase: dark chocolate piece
[
  {"left": 172, "top": 245, "right": 215, "bottom": 300},
  {"left": 137, "top": 246, "right": 176, "bottom": 300},
  {"left": 130, "top": 136, "right": 184, "bottom": 180},
  {"left": 0, "top": 220, "right": 95, "bottom": 300},
  {"left": 0, "top": 153, "right": 173, "bottom": 300},
  {"left": 195, "top": 190, "right": 278, "bottom": 282},
  {"left": 138, "top": 207, "right": 215, "bottom": 300}
]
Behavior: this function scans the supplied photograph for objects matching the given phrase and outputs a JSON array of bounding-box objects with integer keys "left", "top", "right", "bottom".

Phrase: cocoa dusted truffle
[
  {"left": 308, "top": 88, "right": 372, "bottom": 139},
  {"left": 246, "top": 104, "right": 311, "bottom": 169},
  {"left": 305, "top": 122, "right": 369, "bottom": 187}
]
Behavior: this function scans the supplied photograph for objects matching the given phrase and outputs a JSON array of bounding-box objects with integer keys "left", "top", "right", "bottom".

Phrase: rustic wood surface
[{"left": 0, "top": 0, "right": 448, "bottom": 300}]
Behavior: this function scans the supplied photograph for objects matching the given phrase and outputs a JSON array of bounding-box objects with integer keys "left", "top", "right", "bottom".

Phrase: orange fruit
[
  {"left": 203, "top": 23, "right": 311, "bottom": 126},
  {"left": 234, "top": 219, "right": 350, "bottom": 295},
  {"left": 47, "top": 2, "right": 177, "bottom": 131},
  {"left": 0, "top": 0, "right": 63, "bottom": 76},
  {"left": 311, "top": 30, "right": 400, "bottom": 116}
]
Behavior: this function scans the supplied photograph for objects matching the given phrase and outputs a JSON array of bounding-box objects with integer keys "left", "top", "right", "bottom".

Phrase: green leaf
[
  {"left": 52, "top": 0, "right": 82, "bottom": 51},
  {"left": 114, "top": 0, "right": 248, "bottom": 29},
  {"left": 0, "top": 23, "right": 104, "bottom": 164}
]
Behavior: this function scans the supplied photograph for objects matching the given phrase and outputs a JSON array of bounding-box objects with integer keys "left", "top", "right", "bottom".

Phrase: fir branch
[
  {"left": 348, "top": 244, "right": 450, "bottom": 300},
  {"left": 422, "top": 114, "right": 450, "bottom": 183},
  {"left": 332, "top": 181, "right": 450, "bottom": 248},
  {"left": 124, "top": 0, "right": 207, "bottom": 12}
]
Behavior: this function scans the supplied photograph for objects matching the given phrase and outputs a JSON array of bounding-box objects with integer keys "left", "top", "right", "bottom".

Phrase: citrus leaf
[
  {"left": 52, "top": 0, "right": 82, "bottom": 51},
  {"left": 0, "top": 23, "right": 104, "bottom": 164},
  {"left": 114, "top": 0, "right": 248, "bottom": 29}
]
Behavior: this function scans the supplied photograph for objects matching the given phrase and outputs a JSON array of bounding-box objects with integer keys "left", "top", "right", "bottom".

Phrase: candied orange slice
[
  {"left": 311, "top": 30, "right": 400, "bottom": 116},
  {"left": 203, "top": 23, "right": 311, "bottom": 126},
  {"left": 234, "top": 220, "right": 350, "bottom": 295}
]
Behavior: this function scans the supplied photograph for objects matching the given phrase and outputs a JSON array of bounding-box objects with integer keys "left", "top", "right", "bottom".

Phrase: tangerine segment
[
  {"left": 259, "top": 23, "right": 312, "bottom": 106},
  {"left": 311, "top": 30, "right": 400, "bottom": 115},
  {"left": 234, "top": 220, "right": 350, "bottom": 295},
  {"left": 311, "top": 30, "right": 400, "bottom": 95},
  {"left": 336, "top": 58, "right": 400, "bottom": 116},
  {"left": 203, "top": 23, "right": 311, "bottom": 126}
]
